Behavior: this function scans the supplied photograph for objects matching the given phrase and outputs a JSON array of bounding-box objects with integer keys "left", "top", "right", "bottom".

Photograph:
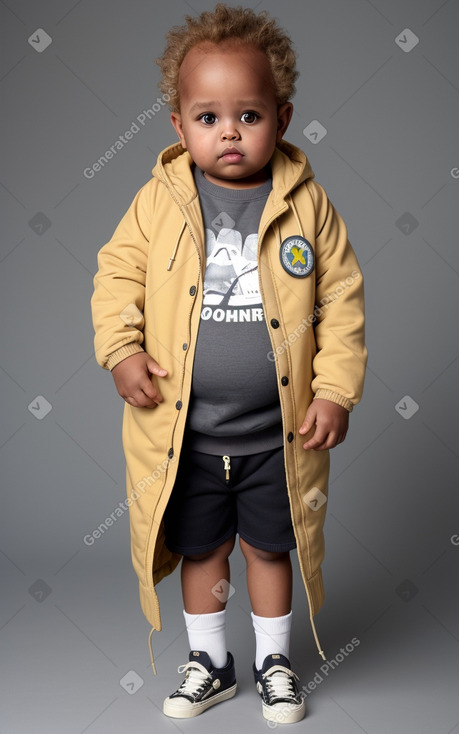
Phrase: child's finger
[
  {"left": 299, "top": 408, "right": 316, "bottom": 435},
  {"left": 138, "top": 375, "right": 163, "bottom": 404},
  {"left": 303, "top": 425, "right": 328, "bottom": 450},
  {"left": 147, "top": 358, "right": 167, "bottom": 377}
]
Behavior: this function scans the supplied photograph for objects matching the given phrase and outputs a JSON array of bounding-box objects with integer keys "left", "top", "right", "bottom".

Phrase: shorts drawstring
[{"left": 222, "top": 455, "right": 231, "bottom": 484}]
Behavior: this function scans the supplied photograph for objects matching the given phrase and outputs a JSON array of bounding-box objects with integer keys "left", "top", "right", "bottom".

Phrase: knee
[
  {"left": 185, "top": 536, "right": 235, "bottom": 563},
  {"left": 239, "top": 537, "right": 289, "bottom": 563}
]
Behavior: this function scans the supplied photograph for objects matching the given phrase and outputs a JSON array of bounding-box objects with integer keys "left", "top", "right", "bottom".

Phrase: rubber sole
[
  {"left": 261, "top": 697, "right": 306, "bottom": 724},
  {"left": 163, "top": 682, "right": 237, "bottom": 719}
]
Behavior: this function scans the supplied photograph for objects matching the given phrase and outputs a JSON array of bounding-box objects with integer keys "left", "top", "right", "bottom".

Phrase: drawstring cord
[
  {"left": 271, "top": 194, "right": 305, "bottom": 248},
  {"left": 148, "top": 627, "right": 157, "bottom": 675},
  {"left": 310, "top": 614, "right": 327, "bottom": 661},
  {"left": 288, "top": 193, "right": 305, "bottom": 238},
  {"left": 167, "top": 220, "right": 187, "bottom": 271}
]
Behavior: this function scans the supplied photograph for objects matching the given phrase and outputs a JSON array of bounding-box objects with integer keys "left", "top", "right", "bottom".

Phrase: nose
[{"left": 221, "top": 121, "right": 241, "bottom": 141}]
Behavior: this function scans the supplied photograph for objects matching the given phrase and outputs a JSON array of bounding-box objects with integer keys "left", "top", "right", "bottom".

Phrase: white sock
[
  {"left": 183, "top": 609, "right": 228, "bottom": 669},
  {"left": 251, "top": 610, "right": 293, "bottom": 670}
]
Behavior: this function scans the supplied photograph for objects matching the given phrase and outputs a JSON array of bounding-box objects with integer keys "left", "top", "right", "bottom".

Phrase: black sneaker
[
  {"left": 163, "top": 650, "right": 237, "bottom": 718},
  {"left": 253, "top": 653, "right": 306, "bottom": 724}
]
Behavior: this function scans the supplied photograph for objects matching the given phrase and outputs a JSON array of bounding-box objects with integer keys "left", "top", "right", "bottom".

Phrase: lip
[{"left": 220, "top": 147, "right": 243, "bottom": 161}]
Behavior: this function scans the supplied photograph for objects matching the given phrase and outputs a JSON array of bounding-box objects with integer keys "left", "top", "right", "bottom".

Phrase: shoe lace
[
  {"left": 176, "top": 661, "right": 212, "bottom": 698},
  {"left": 262, "top": 665, "right": 299, "bottom": 702}
]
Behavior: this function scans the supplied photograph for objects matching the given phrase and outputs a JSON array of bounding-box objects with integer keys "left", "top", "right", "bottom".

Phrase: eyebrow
[{"left": 188, "top": 99, "right": 270, "bottom": 113}]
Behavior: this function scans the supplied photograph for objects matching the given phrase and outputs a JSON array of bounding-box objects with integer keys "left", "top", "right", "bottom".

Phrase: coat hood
[{"left": 151, "top": 139, "right": 315, "bottom": 206}]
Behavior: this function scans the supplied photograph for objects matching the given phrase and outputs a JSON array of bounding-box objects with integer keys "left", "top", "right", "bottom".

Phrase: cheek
[
  {"left": 252, "top": 129, "right": 277, "bottom": 153},
  {"left": 185, "top": 130, "right": 209, "bottom": 151},
  {"left": 253, "top": 120, "right": 277, "bottom": 141}
]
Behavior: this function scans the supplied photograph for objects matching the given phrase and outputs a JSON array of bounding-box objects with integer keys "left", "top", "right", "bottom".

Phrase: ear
[
  {"left": 170, "top": 112, "right": 187, "bottom": 149},
  {"left": 276, "top": 102, "right": 294, "bottom": 143}
]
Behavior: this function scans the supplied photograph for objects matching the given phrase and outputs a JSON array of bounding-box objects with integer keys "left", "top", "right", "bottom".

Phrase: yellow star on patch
[{"left": 291, "top": 246, "right": 306, "bottom": 266}]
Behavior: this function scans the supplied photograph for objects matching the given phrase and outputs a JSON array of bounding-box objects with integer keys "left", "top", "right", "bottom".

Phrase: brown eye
[{"left": 241, "top": 112, "right": 258, "bottom": 124}]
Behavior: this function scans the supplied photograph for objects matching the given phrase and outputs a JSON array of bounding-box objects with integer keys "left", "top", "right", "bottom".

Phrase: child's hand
[
  {"left": 111, "top": 352, "right": 167, "bottom": 408},
  {"left": 299, "top": 398, "right": 349, "bottom": 450}
]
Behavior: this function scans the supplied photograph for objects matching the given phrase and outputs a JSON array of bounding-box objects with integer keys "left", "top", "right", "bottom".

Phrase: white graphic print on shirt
[{"left": 203, "top": 226, "right": 261, "bottom": 310}]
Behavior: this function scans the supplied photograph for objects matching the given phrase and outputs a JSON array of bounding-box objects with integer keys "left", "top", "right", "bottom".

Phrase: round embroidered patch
[{"left": 279, "top": 236, "right": 314, "bottom": 278}]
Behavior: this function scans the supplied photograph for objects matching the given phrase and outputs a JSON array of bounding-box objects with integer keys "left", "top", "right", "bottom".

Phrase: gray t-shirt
[{"left": 186, "top": 166, "right": 283, "bottom": 455}]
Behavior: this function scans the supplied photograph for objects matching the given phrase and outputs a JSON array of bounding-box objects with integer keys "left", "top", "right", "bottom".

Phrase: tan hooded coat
[{"left": 90, "top": 140, "right": 368, "bottom": 670}]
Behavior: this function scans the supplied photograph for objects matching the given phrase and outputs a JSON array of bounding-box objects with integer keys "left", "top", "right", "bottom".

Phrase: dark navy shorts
[{"left": 163, "top": 439, "right": 297, "bottom": 556}]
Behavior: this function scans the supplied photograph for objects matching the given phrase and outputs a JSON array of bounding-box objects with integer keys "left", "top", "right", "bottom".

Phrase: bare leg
[
  {"left": 239, "top": 537, "right": 292, "bottom": 616},
  {"left": 181, "top": 536, "right": 236, "bottom": 614}
]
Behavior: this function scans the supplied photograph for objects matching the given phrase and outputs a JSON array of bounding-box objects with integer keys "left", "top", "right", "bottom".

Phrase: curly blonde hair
[{"left": 155, "top": 3, "right": 298, "bottom": 113}]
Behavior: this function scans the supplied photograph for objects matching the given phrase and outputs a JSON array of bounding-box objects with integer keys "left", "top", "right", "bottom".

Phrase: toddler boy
[{"left": 91, "top": 3, "right": 367, "bottom": 724}]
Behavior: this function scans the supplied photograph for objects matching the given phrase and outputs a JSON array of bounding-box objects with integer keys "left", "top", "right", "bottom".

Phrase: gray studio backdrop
[{"left": 1, "top": 1, "right": 458, "bottom": 733}]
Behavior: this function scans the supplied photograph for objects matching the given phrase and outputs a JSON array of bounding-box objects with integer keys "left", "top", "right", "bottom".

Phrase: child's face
[{"left": 170, "top": 43, "right": 293, "bottom": 188}]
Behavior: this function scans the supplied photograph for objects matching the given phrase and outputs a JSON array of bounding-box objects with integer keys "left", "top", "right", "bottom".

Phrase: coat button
[
  {"left": 182, "top": 342, "right": 188, "bottom": 350},
  {"left": 270, "top": 318, "right": 280, "bottom": 329},
  {"left": 175, "top": 400, "right": 182, "bottom": 410},
  {"left": 189, "top": 285, "right": 196, "bottom": 296},
  {"left": 287, "top": 432, "right": 294, "bottom": 442},
  {"left": 281, "top": 376, "right": 289, "bottom": 386},
  {"left": 168, "top": 448, "right": 174, "bottom": 459}
]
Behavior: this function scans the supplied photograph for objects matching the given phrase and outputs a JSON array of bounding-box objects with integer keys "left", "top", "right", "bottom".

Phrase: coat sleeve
[
  {"left": 90, "top": 179, "right": 154, "bottom": 371},
  {"left": 306, "top": 180, "right": 368, "bottom": 412}
]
